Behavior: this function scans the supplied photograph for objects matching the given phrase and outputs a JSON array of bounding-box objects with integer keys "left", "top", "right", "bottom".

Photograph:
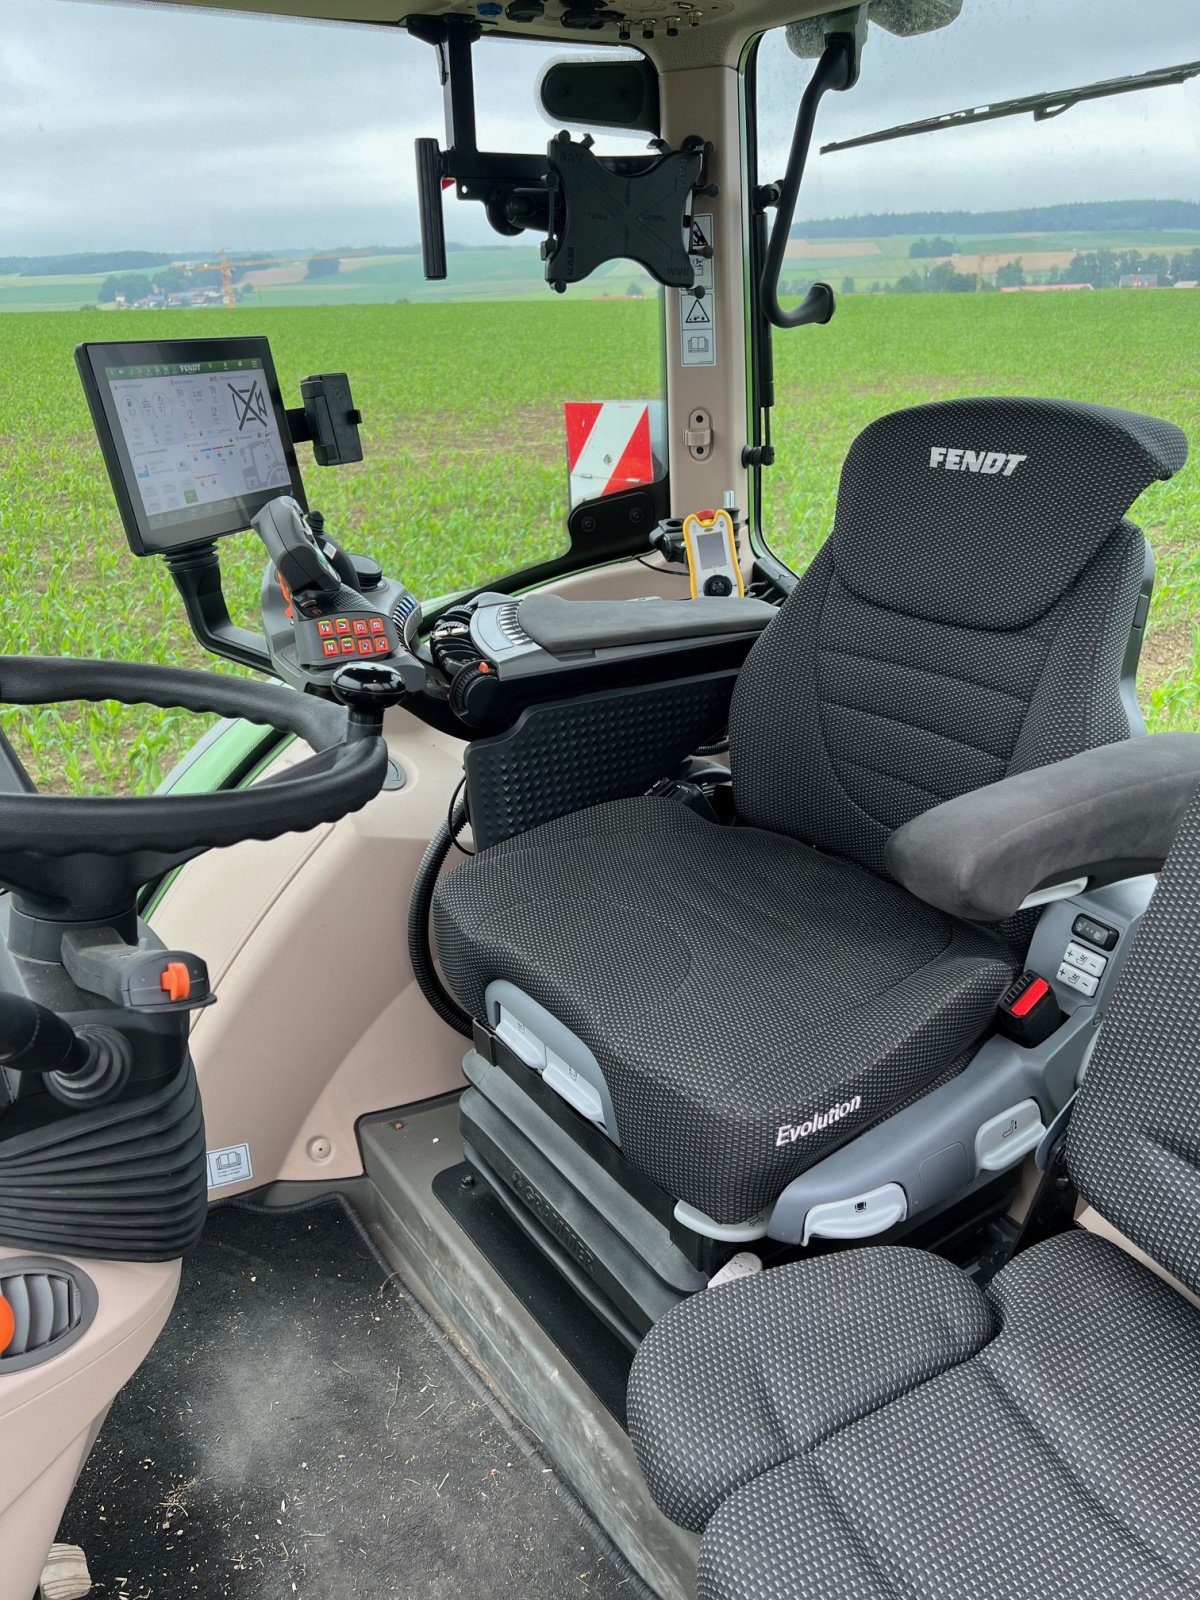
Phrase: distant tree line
[
  {"left": 909, "top": 236, "right": 959, "bottom": 258},
  {"left": 1, "top": 241, "right": 515, "bottom": 280},
  {"left": 96, "top": 264, "right": 254, "bottom": 303},
  {"left": 793, "top": 199, "right": 1200, "bottom": 241},
  {"left": 0, "top": 250, "right": 179, "bottom": 277},
  {"left": 1046, "top": 246, "right": 1200, "bottom": 287}
]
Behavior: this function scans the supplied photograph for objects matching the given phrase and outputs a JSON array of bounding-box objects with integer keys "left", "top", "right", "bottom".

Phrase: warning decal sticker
[{"left": 681, "top": 212, "right": 716, "bottom": 367}]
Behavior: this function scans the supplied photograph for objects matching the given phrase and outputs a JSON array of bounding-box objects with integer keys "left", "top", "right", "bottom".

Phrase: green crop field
[{"left": 0, "top": 289, "right": 1196, "bottom": 793}]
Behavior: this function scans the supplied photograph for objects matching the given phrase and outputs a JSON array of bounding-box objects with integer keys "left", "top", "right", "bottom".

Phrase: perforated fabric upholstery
[
  {"left": 1068, "top": 786, "right": 1200, "bottom": 1296},
  {"left": 629, "top": 1231, "right": 1200, "bottom": 1600},
  {"left": 434, "top": 797, "right": 1015, "bottom": 1221},
  {"left": 435, "top": 397, "right": 1186, "bottom": 1221},
  {"left": 731, "top": 517, "right": 1146, "bottom": 878},
  {"left": 627, "top": 1247, "right": 994, "bottom": 1533}
]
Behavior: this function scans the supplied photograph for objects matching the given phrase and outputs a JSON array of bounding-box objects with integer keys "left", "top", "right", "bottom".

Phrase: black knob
[
  {"left": 703, "top": 574, "right": 734, "bottom": 597},
  {"left": 331, "top": 659, "right": 425, "bottom": 736},
  {"left": 350, "top": 553, "right": 384, "bottom": 591}
]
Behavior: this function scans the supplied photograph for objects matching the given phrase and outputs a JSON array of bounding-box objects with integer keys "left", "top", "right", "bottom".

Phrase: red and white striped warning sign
[{"left": 564, "top": 401, "right": 660, "bottom": 508}]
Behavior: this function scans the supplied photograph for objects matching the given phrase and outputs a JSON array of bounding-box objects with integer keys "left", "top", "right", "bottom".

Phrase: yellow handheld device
[{"left": 681, "top": 508, "right": 745, "bottom": 599}]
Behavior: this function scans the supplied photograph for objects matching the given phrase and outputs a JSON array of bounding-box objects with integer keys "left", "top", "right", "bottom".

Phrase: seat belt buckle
[{"left": 997, "top": 971, "right": 1063, "bottom": 1048}]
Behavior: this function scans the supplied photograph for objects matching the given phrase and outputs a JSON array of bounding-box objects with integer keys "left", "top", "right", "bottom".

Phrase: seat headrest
[{"left": 831, "top": 398, "right": 1188, "bottom": 631}]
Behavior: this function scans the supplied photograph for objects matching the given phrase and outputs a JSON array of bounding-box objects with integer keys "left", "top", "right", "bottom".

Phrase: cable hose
[{"left": 407, "top": 814, "right": 474, "bottom": 1038}]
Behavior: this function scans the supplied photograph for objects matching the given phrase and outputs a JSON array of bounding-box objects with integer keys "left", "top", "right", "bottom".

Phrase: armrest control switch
[{"left": 1072, "top": 913, "right": 1119, "bottom": 951}]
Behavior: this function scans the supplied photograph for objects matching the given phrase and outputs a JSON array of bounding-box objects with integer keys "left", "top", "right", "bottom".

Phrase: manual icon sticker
[{"left": 207, "top": 1142, "right": 253, "bottom": 1189}]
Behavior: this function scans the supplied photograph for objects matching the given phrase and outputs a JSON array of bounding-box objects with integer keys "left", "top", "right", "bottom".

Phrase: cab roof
[{"left": 117, "top": 1, "right": 837, "bottom": 69}]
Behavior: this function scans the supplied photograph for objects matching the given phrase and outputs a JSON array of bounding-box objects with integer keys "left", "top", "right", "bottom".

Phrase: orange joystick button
[
  {"left": 0, "top": 1293, "right": 15, "bottom": 1356},
  {"left": 160, "top": 962, "right": 192, "bottom": 1003}
]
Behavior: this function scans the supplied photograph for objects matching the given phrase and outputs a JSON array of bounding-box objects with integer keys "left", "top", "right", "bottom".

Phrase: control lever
[
  {"left": 60, "top": 927, "right": 214, "bottom": 1014},
  {"left": 331, "top": 660, "right": 426, "bottom": 740},
  {"left": 252, "top": 495, "right": 342, "bottom": 605},
  {"left": 0, "top": 992, "right": 132, "bottom": 1107}
]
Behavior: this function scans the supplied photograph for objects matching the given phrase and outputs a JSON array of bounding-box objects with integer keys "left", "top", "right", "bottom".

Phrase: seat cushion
[
  {"left": 629, "top": 1231, "right": 1200, "bottom": 1600},
  {"left": 434, "top": 796, "right": 1015, "bottom": 1222}
]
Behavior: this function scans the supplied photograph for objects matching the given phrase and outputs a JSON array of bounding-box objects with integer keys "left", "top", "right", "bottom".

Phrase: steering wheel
[{"left": 0, "top": 657, "right": 393, "bottom": 921}]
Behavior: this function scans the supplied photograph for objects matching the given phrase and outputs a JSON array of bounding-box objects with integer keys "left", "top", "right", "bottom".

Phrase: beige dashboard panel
[{"left": 0, "top": 1250, "right": 179, "bottom": 1600}]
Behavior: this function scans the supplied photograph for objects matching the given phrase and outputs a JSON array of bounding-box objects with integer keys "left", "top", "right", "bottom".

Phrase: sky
[{"left": 0, "top": 0, "right": 1197, "bottom": 258}]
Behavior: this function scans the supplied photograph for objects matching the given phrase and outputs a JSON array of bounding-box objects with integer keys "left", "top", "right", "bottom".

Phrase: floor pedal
[{"left": 39, "top": 1543, "right": 91, "bottom": 1600}]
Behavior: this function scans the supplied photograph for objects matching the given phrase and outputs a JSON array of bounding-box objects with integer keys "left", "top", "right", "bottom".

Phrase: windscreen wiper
[{"left": 821, "top": 58, "right": 1200, "bottom": 154}]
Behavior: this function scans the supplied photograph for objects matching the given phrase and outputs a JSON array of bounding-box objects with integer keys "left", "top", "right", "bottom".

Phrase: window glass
[
  {"left": 753, "top": 0, "right": 1199, "bottom": 731},
  {"left": 0, "top": 2, "right": 664, "bottom": 789}
]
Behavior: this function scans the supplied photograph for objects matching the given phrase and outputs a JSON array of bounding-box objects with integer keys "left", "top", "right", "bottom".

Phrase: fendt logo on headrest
[{"left": 929, "top": 447, "right": 1028, "bottom": 477}]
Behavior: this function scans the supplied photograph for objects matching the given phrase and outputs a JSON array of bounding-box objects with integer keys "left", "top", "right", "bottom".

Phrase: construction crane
[{"left": 174, "top": 246, "right": 339, "bottom": 307}]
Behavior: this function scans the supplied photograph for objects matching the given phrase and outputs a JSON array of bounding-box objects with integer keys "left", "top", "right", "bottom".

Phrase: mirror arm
[{"left": 760, "top": 13, "right": 866, "bottom": 332}]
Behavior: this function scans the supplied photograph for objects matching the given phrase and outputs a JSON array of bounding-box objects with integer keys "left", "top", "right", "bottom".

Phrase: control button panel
[
  {"left": 1072, "top": 913, "right": 1119, "bottom": 952},
  {"left": 1062, "top": 940, "right": 1108, "bottom": 979},
  {"left": 1057, "top": 960, "right": 1099, "bottom": 998},
  {"left": 495, "top": 1004, "right": 547, "bottom": 1071},
  {"left": 294, "top": 610, "right": 399, "bottom": 670}
]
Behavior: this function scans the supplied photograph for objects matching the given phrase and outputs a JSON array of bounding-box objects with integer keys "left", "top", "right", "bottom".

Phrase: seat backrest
[
  {"left": 1068, "top": 786, "right": 1200, "bottom": 1295},
  {"left": 730, "top": 397, "right": 1188, "bottom": 878}
]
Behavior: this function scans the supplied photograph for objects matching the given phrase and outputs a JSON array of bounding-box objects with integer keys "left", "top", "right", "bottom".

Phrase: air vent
[{"left": 0, "top": 1258, "right": 96, "bottom": 1372}]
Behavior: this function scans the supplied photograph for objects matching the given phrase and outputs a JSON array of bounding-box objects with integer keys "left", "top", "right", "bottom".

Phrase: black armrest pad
[
  {"left": 886, "top": 735, "right": 1200, "bottom": 922},
  {"left": 517, "top": 593, "right": 776, "bottom": 653}
]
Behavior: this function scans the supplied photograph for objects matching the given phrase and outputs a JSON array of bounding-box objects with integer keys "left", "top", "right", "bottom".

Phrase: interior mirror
[
  {"left": 538, "top": 58, "right": 660, "bottom": 135},
  {"left": 788, "top": 0, "right": 964, "bottom": 58}
]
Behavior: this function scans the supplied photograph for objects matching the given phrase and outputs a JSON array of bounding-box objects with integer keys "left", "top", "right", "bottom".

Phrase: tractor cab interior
[{"left": 1, "top": 2, "right": 1199, "bottom": 1598}]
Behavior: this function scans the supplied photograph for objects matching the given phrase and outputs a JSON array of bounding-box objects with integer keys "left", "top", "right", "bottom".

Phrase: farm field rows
[
  {"left": 783, "top": 229, "right": 1200, "bottom": 289},
  {"left": 0, "top": 290, "right": 1196, "bottom": 792},
  {"left": 5, "top": 226, "right": 1200, "bottom": 313},
  {"left": 0, "top": 248, "right": 657, "bottom": 313}
]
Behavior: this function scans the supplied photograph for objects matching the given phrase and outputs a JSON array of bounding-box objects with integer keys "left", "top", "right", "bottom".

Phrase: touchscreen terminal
[{"left": 77, "top": 336, "right": 305, "bottom": 554}]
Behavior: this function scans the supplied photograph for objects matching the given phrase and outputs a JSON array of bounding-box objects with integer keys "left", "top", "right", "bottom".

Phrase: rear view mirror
[{"left": 788, "top": 0, "right": 964, "bottom": 58}]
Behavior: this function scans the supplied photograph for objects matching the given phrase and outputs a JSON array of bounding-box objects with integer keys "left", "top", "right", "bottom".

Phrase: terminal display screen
[{"left": 77, "top": 336, "right": 305, "bottom": 554}]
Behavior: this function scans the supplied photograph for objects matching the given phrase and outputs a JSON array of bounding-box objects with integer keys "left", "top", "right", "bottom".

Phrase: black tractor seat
[
  {"left": 627, "top": 777, "right": 1200, "bottom": 1600},
  {"left": 435, "top": 397, "right": 1188, "bottom": 1244},
  {"left": 437, "top": 792, "right": 1014, "bottom": 1223}
]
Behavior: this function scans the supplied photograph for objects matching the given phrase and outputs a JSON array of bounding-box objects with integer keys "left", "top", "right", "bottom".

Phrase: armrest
[
  {"left": 517, "top": 593, "right": 776, "bottom": 654},
  {"left": 886, "top": 734, "right": 1200, "bottom": 923}
]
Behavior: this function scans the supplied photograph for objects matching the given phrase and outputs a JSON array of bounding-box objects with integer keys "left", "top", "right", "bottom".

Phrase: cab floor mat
[{"left": 58, "top": 1196, "right": 649, "bottom": 1600}]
